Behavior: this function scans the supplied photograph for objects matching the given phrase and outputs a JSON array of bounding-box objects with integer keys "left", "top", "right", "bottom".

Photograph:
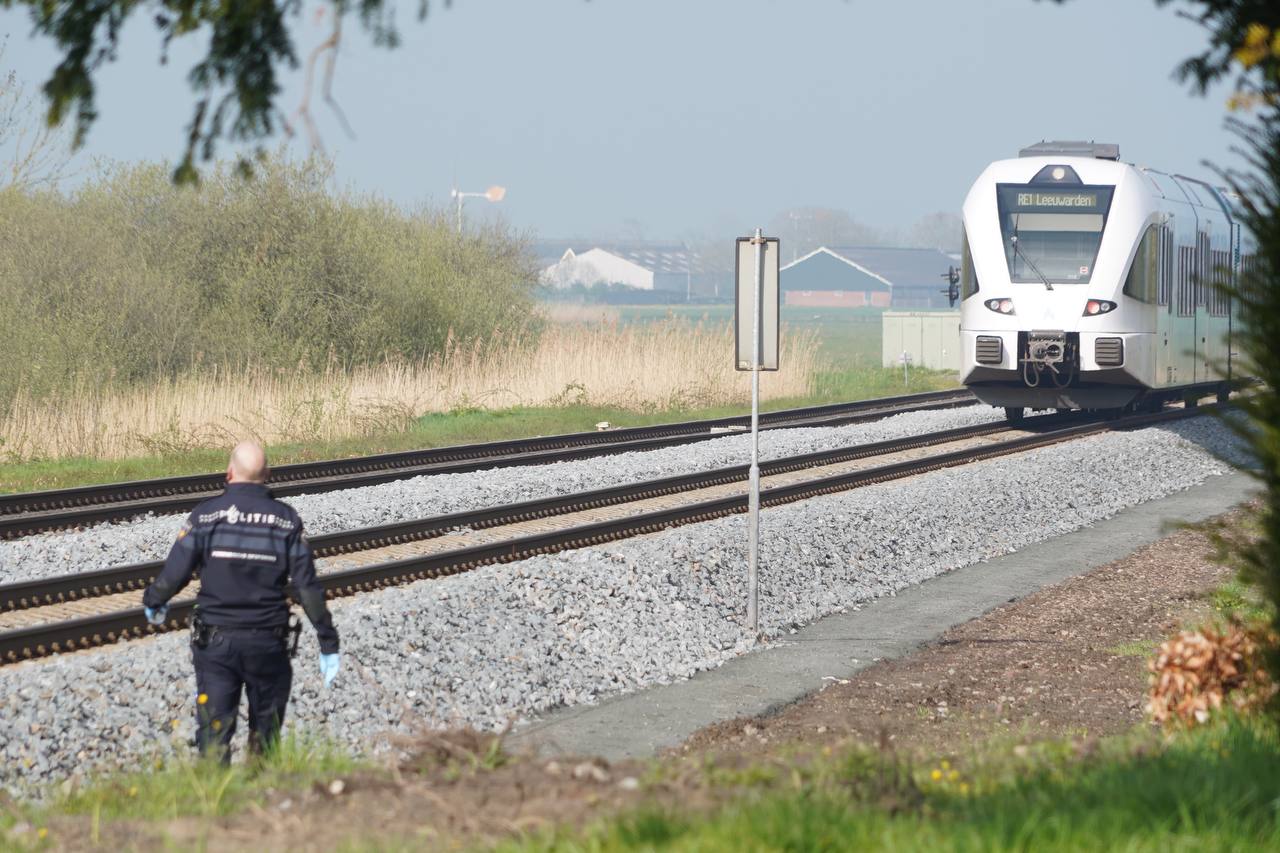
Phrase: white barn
[{"left": 540, "top": 248, "right": 657, "bottom": 290}]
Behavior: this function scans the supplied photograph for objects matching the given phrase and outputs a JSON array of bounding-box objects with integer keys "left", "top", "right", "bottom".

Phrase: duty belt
[{"left": 191, "top": 610, "right": 302, "bottom": 657}]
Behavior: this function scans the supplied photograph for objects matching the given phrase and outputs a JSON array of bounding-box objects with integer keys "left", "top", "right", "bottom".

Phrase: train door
[
  {"left": 1168, "top": 237, "right": 1200, "bottom": 384},
  {"left": 1229, "top": 219, "right": 1241, "bottom": 382},
  {"left": 1196, "top": 230, "right": 1211, "bottom": 382},
  {"left": 1162, "top": 176, "right": 1202, "bottom": 384},
  {"left": 1202, "top": 231, "right": 1233, "bottom": 381},
  {"left": 1155, "top": 221, "right": 1174, "bottom": 386}
]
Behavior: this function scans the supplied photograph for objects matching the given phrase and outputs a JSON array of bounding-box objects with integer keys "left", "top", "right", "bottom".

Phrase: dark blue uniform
[{"left": 144, "top": 482, "right": 339, "bottom": 759}]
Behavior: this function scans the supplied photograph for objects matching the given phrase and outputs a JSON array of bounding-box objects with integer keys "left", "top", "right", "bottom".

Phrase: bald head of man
[{"left": 227, "top": 441, "right": 269, "bottom": 484}]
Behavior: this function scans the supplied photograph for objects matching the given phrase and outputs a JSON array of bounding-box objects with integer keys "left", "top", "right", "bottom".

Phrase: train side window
[
  {"left": 1208, "top": 248, "right": 1230, "bottom": 316},
  {"left": 1122, "top": 225, "right": 1159, "bottom": 304},
  {"left": 1177, "top": 245, "right": 1195, "bottom": 316},
  {"left": 960, "top": 228, "right": 979, "bottom": 299},
  {"left": 1241, "top": 253, "right": 1257, "bottom": 303},
  {"left": 1197, "top": 232, "right": 1211, "bottom": 308}
]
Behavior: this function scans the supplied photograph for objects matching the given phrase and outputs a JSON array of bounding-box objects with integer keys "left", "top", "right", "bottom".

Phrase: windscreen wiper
[{"left": 1010, "top": 216, "right": 1054, "bottom": 291}]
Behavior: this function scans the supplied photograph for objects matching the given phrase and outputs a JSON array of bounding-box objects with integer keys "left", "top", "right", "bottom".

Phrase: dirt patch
[
  {"left": 38, "top": 512, "right": 1245, "bottom": 851},
  {"left": 678, "top": 514, "right": 1240, "bottom": 760}
]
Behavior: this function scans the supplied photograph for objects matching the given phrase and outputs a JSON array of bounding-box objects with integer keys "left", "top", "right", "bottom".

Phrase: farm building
[
  {"left": 781, "top": 246, "right": 959, "bottom": 309},
  {"left": 780, "top": 248, "right": 892, "bottom": 308},
  {"left": 830, "top": 246, "right": 959, "bottom": 309},
  {"left": 538, "top": 242, "right": 713, "bottom": 296}
]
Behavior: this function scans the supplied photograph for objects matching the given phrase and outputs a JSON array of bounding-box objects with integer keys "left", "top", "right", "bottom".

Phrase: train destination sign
[
  {"left": 1015, "top": 191, "right": 1098, "bottom": 208},
  {"left": 997, "top": 184, "right": 1114, "bottom": 216}
]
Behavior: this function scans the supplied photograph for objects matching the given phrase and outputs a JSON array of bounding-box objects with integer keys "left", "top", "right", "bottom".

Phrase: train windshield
[{"left": 996, "top": 184, "right": 1114, "bottom": 284}]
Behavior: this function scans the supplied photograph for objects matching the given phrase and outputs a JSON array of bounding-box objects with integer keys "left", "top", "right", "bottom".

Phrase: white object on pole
[
  {"left": 734, "top": 237, "right": 779, "bottom": 371},
  {"left": 733, "top": 229, "right": 779, "bottom": 638},
  {"left": 450, "top": 185, "right": 506, "bottom": 233}
]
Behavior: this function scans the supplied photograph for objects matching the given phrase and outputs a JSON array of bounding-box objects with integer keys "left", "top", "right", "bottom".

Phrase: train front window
[
  {"left": 960, "top": 227, "right": 979, "bottom": 299},
  {"left": 996, "top": 184, "right": 1114, "bottom": 284}
]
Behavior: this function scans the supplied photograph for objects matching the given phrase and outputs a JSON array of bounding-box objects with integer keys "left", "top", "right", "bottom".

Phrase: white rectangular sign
[{"left": 734, "top": 236, "right": 780, "bottom": 371}]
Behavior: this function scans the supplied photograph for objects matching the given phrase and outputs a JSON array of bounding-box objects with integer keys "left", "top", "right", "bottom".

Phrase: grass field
[
  {"left": 6, "top": 716, "right": 1275, "bottom": 850},
  {"left": 0, "top": 305, "right": 958, "bottom": 493},
  {"left": 504, "top": 717, "right": 1280, "bottom": 852},
  {"left": 613, "top": 304, "right": 887, "bottom": 367}
]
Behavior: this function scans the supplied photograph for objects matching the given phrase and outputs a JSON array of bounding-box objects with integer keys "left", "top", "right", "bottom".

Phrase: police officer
[{"left": 142, "top": 441, "right": 340, "bottom": 761}]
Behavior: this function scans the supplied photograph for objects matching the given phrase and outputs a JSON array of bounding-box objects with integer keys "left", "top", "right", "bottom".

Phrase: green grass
[
  {"left": 1, "top": 735, "right": 369, "bottom": 849},
  {"left": 1210, "top": 578, "right": 1273, "bottom": 625},
  {"left": 614, "top": 304, "right": 887, "bottom": 365},
  {"left": 0, "top": 366, "right": 959, "bottom": 495},
  {"left": 501, "top": 717, "right": 1280, "bottom": 852},
  {"left": 1107, "top": 639, "right": 1157, "bottom": 658},
  {"left": 9, "top": 718, "right": 1278, "bottom": 851}
]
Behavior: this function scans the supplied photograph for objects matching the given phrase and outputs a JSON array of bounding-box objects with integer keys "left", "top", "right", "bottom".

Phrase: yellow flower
[
  {"left": 959, "top": 782, "right": 970, "bottom": 795},
  {"left": 930, "top": 769, "right": 943, "bottom": 781},
  {"left": 37, "top": 828, "right": 48, "bottom": 839},
  {"left": 1234, "top": 23, "right": 1272, "bottom": 69},
  {"left": 940, "top": 760, "right": 951, "bottom": 771},
  {"left": 128, "top": 786, "right": 139, "bottom": 797},
  {"left": 197, "top": 693, "right": 208, "bottom": 705},
  {"left": 212, "top": 719, "right": 222, "bottom": 731},
  {"left": 170, "top": 719, "right": 179, "bottom": 731},
  {"left": 948, "top": 770, "right": 960, "bottom": 781}
]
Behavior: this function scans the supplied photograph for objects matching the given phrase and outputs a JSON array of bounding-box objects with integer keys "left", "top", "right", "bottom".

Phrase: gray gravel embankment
[
  {"left": 0, "top": 406, "right": 1003, "bottom": 584},
  {"left": 0, "top": 416, "right": 1247, "bottom": 794}
]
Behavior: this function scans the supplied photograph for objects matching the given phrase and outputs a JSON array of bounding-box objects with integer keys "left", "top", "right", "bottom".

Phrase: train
[{"left": 953, "top": 140, "right": 1257, "bottom": 423}]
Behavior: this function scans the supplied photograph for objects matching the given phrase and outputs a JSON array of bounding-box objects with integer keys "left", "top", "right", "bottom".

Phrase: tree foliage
[
  {"left": 0, "top": 0, "right": 450, "bottom": 183},
  {"left": 1141, "top": 0, "right": 1280, "bottom": 697},
  {"left": 0, "top": 153, "right": 536, "bottom": 405}
]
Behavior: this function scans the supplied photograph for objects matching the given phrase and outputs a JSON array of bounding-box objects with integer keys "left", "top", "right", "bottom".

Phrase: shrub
[{"left": 0, "top": 154, "right": 537, "bottom": 406}]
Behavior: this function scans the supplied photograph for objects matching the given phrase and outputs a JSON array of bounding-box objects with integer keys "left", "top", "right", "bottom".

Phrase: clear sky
[{"left": 0, "top": 0, "right": 1240, "bottom": 242}]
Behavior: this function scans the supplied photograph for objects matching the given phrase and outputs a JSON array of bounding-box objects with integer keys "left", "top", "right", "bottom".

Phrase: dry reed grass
[
  {"left": 0, "top": 319, "right": 818, "bottom": 461},
  {"left": 537, "top": 303, "right": 623, "bottom": 325}
]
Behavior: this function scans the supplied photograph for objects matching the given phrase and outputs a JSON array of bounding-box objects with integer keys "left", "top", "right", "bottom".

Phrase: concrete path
[{"left": 512, "top": 471, "right": 1258, "bottom": 760}]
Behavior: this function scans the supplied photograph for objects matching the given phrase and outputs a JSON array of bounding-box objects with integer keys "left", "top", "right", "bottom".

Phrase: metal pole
[
  {"left": 685, "top": 242, "right": 692, "bottom": 304},
  {"left": 747, "top": 227, "right": 764, "bottom": 636},
  {"left": 456, "top": 194, "right": 463, "bottom": 234}
]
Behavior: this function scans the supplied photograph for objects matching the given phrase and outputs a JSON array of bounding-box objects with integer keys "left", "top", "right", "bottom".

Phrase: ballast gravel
[
  {"left": 0, "top": 415, "right": 1249, "bottom": 794},
  {"left": 0, "top": 406, "right": 1004, "bottom": 584}
]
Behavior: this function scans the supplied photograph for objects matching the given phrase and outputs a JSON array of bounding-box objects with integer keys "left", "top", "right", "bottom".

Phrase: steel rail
[
  {"left": 0, "top": 389, "right": 975, "bottom": 539},
  {"left": 0, "top": 402, "right": 1215, "bottom": 664},
  {"left": 0, "top": 416, "right": 1025, "bottom": 612}
]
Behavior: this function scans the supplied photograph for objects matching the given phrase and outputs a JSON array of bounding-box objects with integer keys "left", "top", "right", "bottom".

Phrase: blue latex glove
[
  {"left": 144, "top": 605, "right": 168, "bottom": 626},
  {"left": 319, "top": 653, "right": 340, "bottom": 688}
]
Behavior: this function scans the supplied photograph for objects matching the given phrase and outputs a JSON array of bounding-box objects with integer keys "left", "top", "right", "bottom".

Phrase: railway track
[
  {"left": 0, "top": 389, "right": 975, "bottom": 539},
  {"left": 0, "top": 402, "right": 1216, "bottom": 664}
]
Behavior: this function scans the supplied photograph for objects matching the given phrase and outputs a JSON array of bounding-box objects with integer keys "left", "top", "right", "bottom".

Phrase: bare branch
[
  {"left": 294, "top": 4, "right": 355, "bottom": 155},
  {"left": 322, "top": 15, "right": 356, "bottom": 141},
  {"left": 0, "top": 43, "right": 76, "bottom": 191}
]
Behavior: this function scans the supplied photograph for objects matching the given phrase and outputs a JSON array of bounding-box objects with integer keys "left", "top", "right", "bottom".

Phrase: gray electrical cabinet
[{"left": 882, "top": 311, "right": 962, "bottom": 373}]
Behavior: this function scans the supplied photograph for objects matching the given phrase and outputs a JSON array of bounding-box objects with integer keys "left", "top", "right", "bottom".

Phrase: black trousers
[{"left": 191, "top": 628, "right": 293, "bottom": 762}]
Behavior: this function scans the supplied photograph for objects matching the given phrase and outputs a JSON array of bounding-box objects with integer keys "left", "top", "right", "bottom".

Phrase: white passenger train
[{"left": 955, "top": 141, "right": 1256, "bottom": 422}]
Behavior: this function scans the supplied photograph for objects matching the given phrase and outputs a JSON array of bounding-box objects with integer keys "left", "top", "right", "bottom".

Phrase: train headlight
[
  {"left": 1083, "top": 300, "right": 1117, "bottom": 316},
  {"left": 983, "top": 298, "right": 1015, "bottom": 315}
]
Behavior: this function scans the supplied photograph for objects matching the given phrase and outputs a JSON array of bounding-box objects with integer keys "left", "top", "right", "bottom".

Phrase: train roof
[{"left": 1019, "top": 140, "right": 1120, "bottom": 161}]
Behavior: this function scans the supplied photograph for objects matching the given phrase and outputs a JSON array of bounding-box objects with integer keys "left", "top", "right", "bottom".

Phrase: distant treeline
[{"left": 0, "top": 156, "right": 536, "bottom": 403}]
